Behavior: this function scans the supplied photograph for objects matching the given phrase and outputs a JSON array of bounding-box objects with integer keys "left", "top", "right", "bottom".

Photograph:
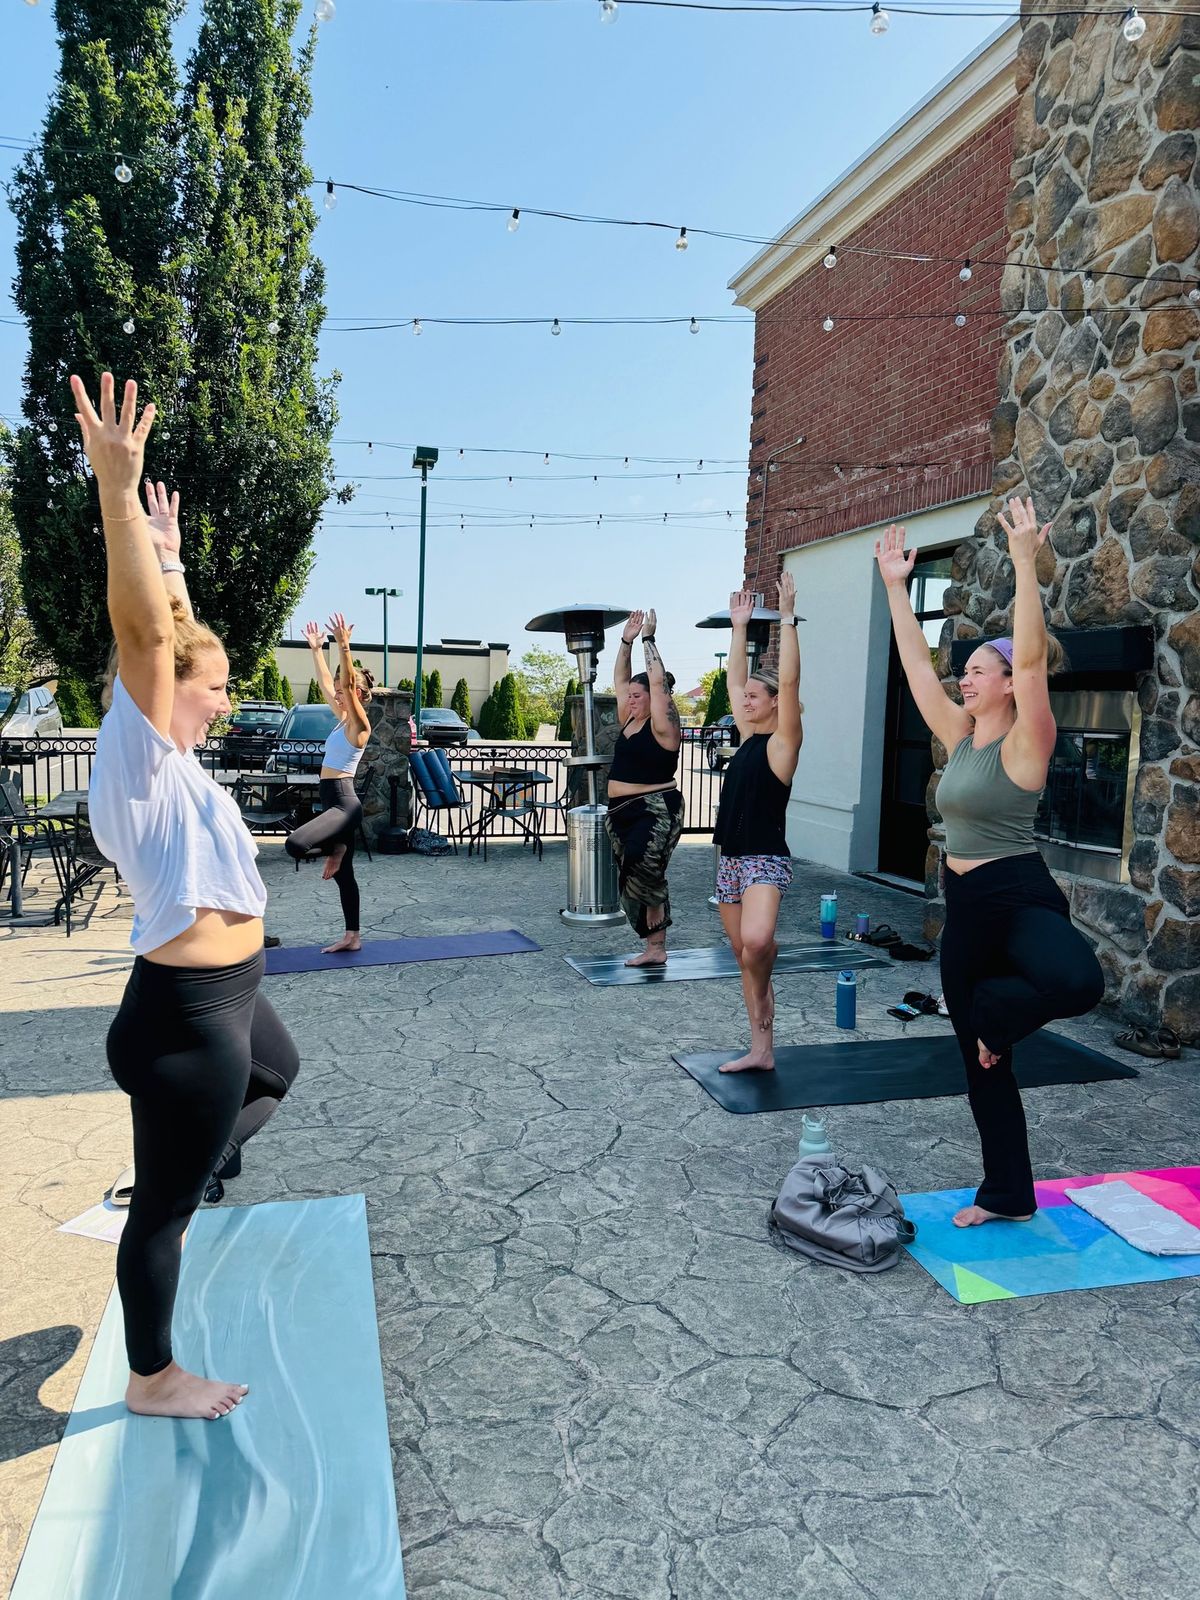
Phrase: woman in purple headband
[{"left": 875, "top": 496, "right": 1103, "bottom": 1227}]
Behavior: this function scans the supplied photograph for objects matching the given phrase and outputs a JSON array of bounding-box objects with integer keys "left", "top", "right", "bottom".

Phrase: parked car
[
  {"left": 220, "top": 701, "right": 287, "bottom": 769},
  {"left": 418, "top": 707, "right": 470, "bottom": 747},
  {"left": 0, "top": 685, "right": 64, "bottom": 738},
  {"left": 266, "top": 702, "right": 338, "bottom": 773},
  {"left": 701, "top": 714, "right": 741, "bottom": 770}
]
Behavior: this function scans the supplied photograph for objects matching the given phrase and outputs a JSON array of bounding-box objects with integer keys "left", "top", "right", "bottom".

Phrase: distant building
[{"left": 275, "top": 637, "right": 509, "bottom": 710}]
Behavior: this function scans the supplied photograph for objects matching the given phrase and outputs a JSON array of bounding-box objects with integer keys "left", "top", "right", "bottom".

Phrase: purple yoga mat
[{"left": 263, "top": 929, "right": 541, "bottom": 974}]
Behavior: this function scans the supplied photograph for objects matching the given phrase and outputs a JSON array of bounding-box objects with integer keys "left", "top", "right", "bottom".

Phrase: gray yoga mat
[
  {"left": 265, "top": 928, "right": 540, "bottom": 974},
  {"left": 672, "top": 1031, "right": 1138, "bottom": 1113},
  {"left": 564, "top": 942, "right": 889, "bottom": 984},
  {"left": 10, "top": 1196, "right": 406, "bottom": 1600}
]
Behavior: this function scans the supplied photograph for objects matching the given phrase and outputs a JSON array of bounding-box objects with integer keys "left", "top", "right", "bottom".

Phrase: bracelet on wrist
[{"left": 160, "top": 560, "right": 186, "bottom": 575}]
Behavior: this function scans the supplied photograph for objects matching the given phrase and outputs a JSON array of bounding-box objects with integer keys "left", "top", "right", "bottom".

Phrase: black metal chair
[{"left": 0, "top": 771, "right": 107, "bottom": 933}]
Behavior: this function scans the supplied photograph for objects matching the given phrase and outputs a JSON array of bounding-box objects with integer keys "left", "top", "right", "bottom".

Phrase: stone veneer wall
[
  {"left": 359, "top": 686, "right": 412, "bottom": 846},
  {"left": 930, "top": 5, "right": 1200, "bottom": 1040}
]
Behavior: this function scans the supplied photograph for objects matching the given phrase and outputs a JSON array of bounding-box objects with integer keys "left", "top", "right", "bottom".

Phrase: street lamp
[
  {"left": 411, "top": 445, "right": 439, "bottom": 721},
  {"left": 714, "top": 651, "right": 727, "bottom": 670},
  {"left": 364, "top": 586, "right": 401, "bottom": 686}
]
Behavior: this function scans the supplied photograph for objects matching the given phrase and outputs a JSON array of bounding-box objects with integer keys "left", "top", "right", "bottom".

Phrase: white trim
[{"left": 729, "top": 22, "right": 1020, "bottom": 312}]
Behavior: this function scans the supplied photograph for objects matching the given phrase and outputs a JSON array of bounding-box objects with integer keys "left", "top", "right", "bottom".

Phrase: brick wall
[{"left": 744, "top": 102, "right": 1019, "bottom": 591}]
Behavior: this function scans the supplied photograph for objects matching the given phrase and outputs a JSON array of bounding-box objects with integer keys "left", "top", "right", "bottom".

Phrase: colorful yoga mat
[{"left": 902, "top": 1166, "right": 1200, "bottom": 1304}]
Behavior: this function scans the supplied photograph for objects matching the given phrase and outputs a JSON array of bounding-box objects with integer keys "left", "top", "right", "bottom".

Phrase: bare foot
[
  {"left": 322, "top": 843, "right": 347, "bottom": 881},
  {"left": 126, "top": 1361, "right": 249, "bottom": 1420},
  {"left": 321, "top": 932, "right": 362, "bottom": 954},
  {"left": 953, "top": 1205, "right": 1034, "bottom": 1228},
  {"left": 719, "top": 1049, "right": 776, "bottom": 1073},
  {"left": 625, "top": 948, "right": 667, "bottom": 967},
  {"left": 977, "top": 1039, "right": 1002, "bottom": 1069}
]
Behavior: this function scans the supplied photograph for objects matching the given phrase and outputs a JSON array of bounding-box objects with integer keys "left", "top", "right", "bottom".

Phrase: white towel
[{"left": 1064, "top": 1179, "right": 1200, "bottom": 1257}]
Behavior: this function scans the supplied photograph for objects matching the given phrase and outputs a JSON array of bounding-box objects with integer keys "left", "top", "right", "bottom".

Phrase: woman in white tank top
[{"left": 283, "top": 614, "right": 373, "bottom": 952}]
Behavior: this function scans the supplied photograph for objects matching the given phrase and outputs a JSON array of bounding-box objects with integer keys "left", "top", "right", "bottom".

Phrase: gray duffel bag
[{"left": 770, "top": 1155, "right": 916, "bottom": 1272}]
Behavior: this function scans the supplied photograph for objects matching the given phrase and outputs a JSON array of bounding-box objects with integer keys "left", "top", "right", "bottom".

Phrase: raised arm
[
  {"left": 875, "top": 525, "right": 970, "bottom": 754},
  {"left": 640, "top": 610, "right": 681, "bottom": 749},
  {"left": 327, "top": 613, "right": 370, "bottom": 746},
  {"left": 767, "top": 571, "right": 803, "bottom": 783},
  {"left": 614, "top": 610, "right": 643, "bottom": 723},
  {"left": 70, "top": 374, "right": 174, "bottom": 734},
  {"left": 304, "top": 621, "right": 339, "bottom": 712},
  {"left": 727, "top": 588, "right": 754, "bottom": 741},
  {"left": 143, "top": 478, "right": 193, "bottom": 620},
  {"left": 997, "top": 496, "right": 1057, "bottom": 782}
]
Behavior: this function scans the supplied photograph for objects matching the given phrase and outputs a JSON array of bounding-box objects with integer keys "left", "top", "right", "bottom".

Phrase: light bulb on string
[
  {"left": 551, "top": 318, "right": 561, "bottom": 336},
  {"left": 267, "top": 318, "right": 279, "bottom": 334},
  {"left": 955, "top": 313, "right": 967, "bottom": 327},
  {"left": 114, "top": 157, "right": 133, "bottom": 185},
  {"left": 822, "top": 315, "right": 834, "bottom": 333},
  {"left": 689, "top": 317, "right": 699, "bottom": 334},
  {"left": 507, "top": 209, "right": 520, "bottom": 233},
  {"left": 697, "top": 460, "right": 703, "bottom": 470},
  {"left": 1122, "top": 7, "right": 1146, "bottom": 42},
  {"left": 47, "top": 420, "right": 57, "bottom": 433},
  {"left": 823, "top": 246, "right": 838, "bottom": 270},
  {"left": 959, "top": 259, "right": 972, "bottom": 282},
  {"left": 315, "top": 0, "right": 335, "bottom": 20},
  {"left": 869, "top": 3, "right": 889, "bottom": 35},
  {"left": 123, "top": 318, "right": 135, "bottom": 334},
  {"left": 1190, "top": 287, "right": 1200, "bottom": 305},
  {"left": 412, "top": 318, "right": 422, "bottom": 336},
  {"left": 543, "top": 453, "right": 550, "bottom": 465},
  {"left": 833, "top": 464, "right": 845, "bottom": 480},
  {"left": 599, "top": 0, "right": 617, "bottom": 21},
  {"left": 324, "top": 179, "right": 337, "bottom": 211},
  {"left": 676, "top": 228, "right": 688, "bottom": 252}
]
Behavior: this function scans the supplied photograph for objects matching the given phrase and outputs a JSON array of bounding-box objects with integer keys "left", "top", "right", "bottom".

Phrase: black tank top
[
  {"left": 713, "top": 734, "right": 792, "bottom": 856},
  {"left": 608, "top": 717, "right": 680, "bottom": 786}
]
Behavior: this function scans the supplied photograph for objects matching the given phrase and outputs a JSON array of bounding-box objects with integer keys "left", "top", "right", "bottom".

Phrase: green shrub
[
  {"left": 450, "top": 676, "right": 471, "bottom": 724},
  {"left": 54, "top": 668, "right": 101, "bottom": 728}
]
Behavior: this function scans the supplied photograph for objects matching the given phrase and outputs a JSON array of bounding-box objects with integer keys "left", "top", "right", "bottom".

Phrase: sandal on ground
[
  {"left": 106, "top": 1163, "right": 136, "bottom": 1208},
  {"left": 903, "top": 991, "right": 944, "bottom": 1017},
  {"left": 1113, "top": 1025, "right": 1179, "bottom": 1060},
  {"left": 889, "top": 940, "right": 936, "bottom": 962},
  {"left": 862, "top": 925, "right": 902, "bottom": 948}
]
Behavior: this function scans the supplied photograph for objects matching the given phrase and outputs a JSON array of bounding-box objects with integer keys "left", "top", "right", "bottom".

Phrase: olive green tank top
[{"left": 937, "top": 734, "right": 1043, "bottom": 861}]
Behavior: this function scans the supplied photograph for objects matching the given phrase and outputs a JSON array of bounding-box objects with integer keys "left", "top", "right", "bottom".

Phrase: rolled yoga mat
[
  {"left": 671, "top": 1030, "right": 1137, "bottom": 1114},
  {"left": 565, "top": 942, "right": 888, "bottom": 985},
  {"left": 11, "top": 1196, "right": 406, "bottom": 1600},
  {"left": 902, "top": 1167, "right": 1200, "bottom": 1303},
  {"left": 264, "top": 928, "right": 540, "bottom": 974}
]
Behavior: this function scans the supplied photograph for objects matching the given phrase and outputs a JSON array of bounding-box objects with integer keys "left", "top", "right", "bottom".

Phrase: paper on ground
[{"left": 59, "top": 1201, "right": 128, "bottom": 1244}]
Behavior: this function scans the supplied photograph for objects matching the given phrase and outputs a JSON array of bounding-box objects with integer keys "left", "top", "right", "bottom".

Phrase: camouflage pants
[{"left": 604, "top": 789, "right": 685, "bottom": 940}]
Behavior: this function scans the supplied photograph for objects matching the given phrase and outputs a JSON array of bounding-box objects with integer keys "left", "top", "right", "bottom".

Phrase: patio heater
[
  {"left": 526, "top": 603, "right": 631, "bottom": 927},
  {"left": 695, "top": 595, "right": 804, "bottom": 906}
]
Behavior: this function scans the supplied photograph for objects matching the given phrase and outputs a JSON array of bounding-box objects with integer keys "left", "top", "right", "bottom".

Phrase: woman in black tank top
[
  {"left": 713, "top": 574, "right": 803, "bottom": 1073},
  {"left": 604, "top": 609, "right": 684, "bottom": 966}
]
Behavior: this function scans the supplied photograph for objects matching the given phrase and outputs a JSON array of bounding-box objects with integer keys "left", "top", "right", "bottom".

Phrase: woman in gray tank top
[{"left": 876, "top": 496, "right": 1103, "bottom": 1228}]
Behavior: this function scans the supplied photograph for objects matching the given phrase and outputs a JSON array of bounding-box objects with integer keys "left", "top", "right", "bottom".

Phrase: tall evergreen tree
[
  {"left": 305, "top": 675, "right": 322, "bottom": 703},
  {"left": 705, "top": 670, "right": 731, "bottom": 724},
  {"left": 450, "top": 676, "right": 471, "bottom": 724},
  {"left": 0, "top": 448, "right": 45, "bottom": 732},
  {"left": 493, "top": 673, "right": 525, "bottom": 740},
  {"left": 280, "top": 674, "right": 293, "bottom": 708},
  {"left": 557, "top": 678, "right": 577, "bottom": 741},
  {"left": 427, "top": 668, "right": 443, "bottom": 710},
  {"left": 8, "top": 0, "right": 336, "bottom": 692},
  {"left": 260, "top": 657, "right": 282, "bottom": 701}
]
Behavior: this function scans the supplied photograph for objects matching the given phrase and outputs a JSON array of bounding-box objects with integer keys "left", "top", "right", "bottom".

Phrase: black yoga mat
[
  {"left": 564, "top": 942, "right": 888, "bottom": 985},
  {"left": 672, "top": 1032, "right": 1138, "bottom": 1113},
  {"left": 264, "top": 929, "right": 540, "bottom": 974}
]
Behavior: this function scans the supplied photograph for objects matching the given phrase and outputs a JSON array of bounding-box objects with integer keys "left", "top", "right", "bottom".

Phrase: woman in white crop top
[
  {"left": 283, "top": 614, "right": 373, "bottom": 952},
  {"left": 76, "top": 373, "right": 299, "bottom": 1425}
]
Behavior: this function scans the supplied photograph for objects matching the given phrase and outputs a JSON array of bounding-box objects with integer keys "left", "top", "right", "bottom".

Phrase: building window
[
  {"left": 911, "top": 555, "right": 953, "bottom": 656},
  {"left": 1032, "top": 690, "right": 1137, "bottom": 874}
]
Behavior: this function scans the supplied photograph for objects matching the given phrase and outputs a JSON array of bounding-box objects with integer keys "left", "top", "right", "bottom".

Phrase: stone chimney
[
  {"left": 359, "top": 686, "right": 413, "bottom": 846},
  {"left": 933, "top": 6, "right": 1199, "bottom": 1040}
]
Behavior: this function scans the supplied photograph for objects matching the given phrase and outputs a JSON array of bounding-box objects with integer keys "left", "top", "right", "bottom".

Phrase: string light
[
  {"left": 315, "top": 0, "right": 335, "bottom": 20},
  {"left": 823, "top": 246, "right": 838, "bottom": 270},
  {"left": 689, "top": 317, "right": 700, "bottom": 334},
  {"left": 954, "top": 313, "right": 967, "bottom": 327},
  {"left": 599, "top": 0, "right": 618, "bottom": 20},
  {"left": 676, "top": 227, "right": 688, "bottom": 252},
  {"left": 114, "top": 157, "right": 132, "bottom": 185},
  {"left": 268, "top": 318, "right": 280, "bottom": 334},
  {"left": 1122, "top": 7, "right": 1146, "bottom": 40},
  {"left": 122, "top": 318, "right": 135, "bottom": 334},
  {"left": 822, "top": 315, "right": 834, "bottom": 333},
  {"left": 1191, "top": 287, "right": 1200, "bottom": 305},
  {"left": 324, "top": 179, "right": 337, "bottom": 211},
  {"left": 412, "top": 318, "right": 422, "bottom": 336},
  {"left": 507, "top": 208, "right": 520, "bottom": 233},
  {"left": 869, "top": 3, "right": 890, "bottom": 35},
  {"left": 551, "top": 317, "right": 561, "bottom": 335},
  {"left": 959, "top": 259, "right": 972, "bottom": 282}
]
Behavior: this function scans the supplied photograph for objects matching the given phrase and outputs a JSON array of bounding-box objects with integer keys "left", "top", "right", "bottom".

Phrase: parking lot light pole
[
  {"left": 411, "top": 446, "right": 439, "bottom": 721},
  {"left": 364, "top": 587, "right": 401, "bottom": 686}
]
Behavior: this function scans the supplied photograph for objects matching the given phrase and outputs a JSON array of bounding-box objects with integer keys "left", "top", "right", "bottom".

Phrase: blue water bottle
[
  {"left": 836, "top": 969, "right": 857, "bottom": 1030},
  {"left": 820, "top": 891, "right": 838, "bottom": 940}
]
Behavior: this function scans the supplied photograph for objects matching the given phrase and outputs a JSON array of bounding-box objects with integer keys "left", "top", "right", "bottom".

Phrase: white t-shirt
[{"left": 89, "top": 675, "right": 268, "bottom": 955}]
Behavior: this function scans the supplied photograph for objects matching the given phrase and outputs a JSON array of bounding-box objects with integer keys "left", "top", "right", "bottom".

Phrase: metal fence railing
[{"left": 1, "top": 731, "right": 723, "bottom": 840}]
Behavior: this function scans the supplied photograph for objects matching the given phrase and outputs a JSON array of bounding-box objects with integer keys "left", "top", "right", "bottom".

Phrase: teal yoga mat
[{"left": 11, "top": 1196, "right": 405, "bottom": 1600}]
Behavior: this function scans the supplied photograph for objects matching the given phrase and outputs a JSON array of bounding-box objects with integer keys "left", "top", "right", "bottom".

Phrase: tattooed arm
[{"left": 642, "top": 611, "right": 681, "bottom": 750}]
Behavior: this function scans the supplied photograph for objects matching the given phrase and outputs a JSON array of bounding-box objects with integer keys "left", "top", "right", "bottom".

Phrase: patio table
[{"left": 453, "top": 768, "right": 552, "bottom": 862}]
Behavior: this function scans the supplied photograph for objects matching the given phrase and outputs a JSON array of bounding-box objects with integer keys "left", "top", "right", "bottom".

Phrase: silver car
[{"left": 0, "top": 685, "right": 64, "bottom": 737}]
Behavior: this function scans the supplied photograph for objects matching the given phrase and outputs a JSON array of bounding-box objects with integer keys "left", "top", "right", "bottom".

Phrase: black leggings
[
  {"left": 285, "top": 777, "right": 362, "bottom": 931},
  {"left": 106, "top": 950, "right": 300, "bottom": 1375},
  {"left": 940, "top": 852, "right": 1104, "bottom": 1217}
]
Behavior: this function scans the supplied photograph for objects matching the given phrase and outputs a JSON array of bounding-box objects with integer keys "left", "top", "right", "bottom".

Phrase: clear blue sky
[{"left": 2, "top": 1, "right": 998, "bottom": 690}]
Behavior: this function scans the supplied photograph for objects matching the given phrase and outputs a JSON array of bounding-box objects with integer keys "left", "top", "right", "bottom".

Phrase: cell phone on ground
[{"left": 887, "top": 1003, "right": 922, "bottom": 1021}]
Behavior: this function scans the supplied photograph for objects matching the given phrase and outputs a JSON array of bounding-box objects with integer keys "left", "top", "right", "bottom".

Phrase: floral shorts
[{"left": 716, "top": 853, "right": 793, "bottom": 904}]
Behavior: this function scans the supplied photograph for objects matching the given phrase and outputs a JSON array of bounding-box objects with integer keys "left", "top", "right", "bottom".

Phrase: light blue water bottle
[
  {"left": 798, "top": 1114, "right": 832, "bottom": 1159},
  {"left": 836, "top": 969, "right": 857, "bottom": 1030},
  {"left": 820, "top": 891, "right": 838, "bottom": 940}
]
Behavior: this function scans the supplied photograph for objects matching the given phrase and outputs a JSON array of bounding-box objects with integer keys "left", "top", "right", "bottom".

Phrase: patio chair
[
  {"left": 409, "top": 749, "right": 467, "bottom": 853},
  {"left": 0, "top": 771, "right": 103, "bottom": 933}
]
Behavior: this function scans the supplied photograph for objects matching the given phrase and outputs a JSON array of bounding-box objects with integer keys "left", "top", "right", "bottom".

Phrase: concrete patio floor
[{"left": 2, "top": 837, "right": 1199, "bottom": 1599}]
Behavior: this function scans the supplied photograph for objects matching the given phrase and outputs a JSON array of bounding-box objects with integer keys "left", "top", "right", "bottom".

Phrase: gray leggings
[{"left": 285, "top": 777, "right": 362, "bottom": 931}]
